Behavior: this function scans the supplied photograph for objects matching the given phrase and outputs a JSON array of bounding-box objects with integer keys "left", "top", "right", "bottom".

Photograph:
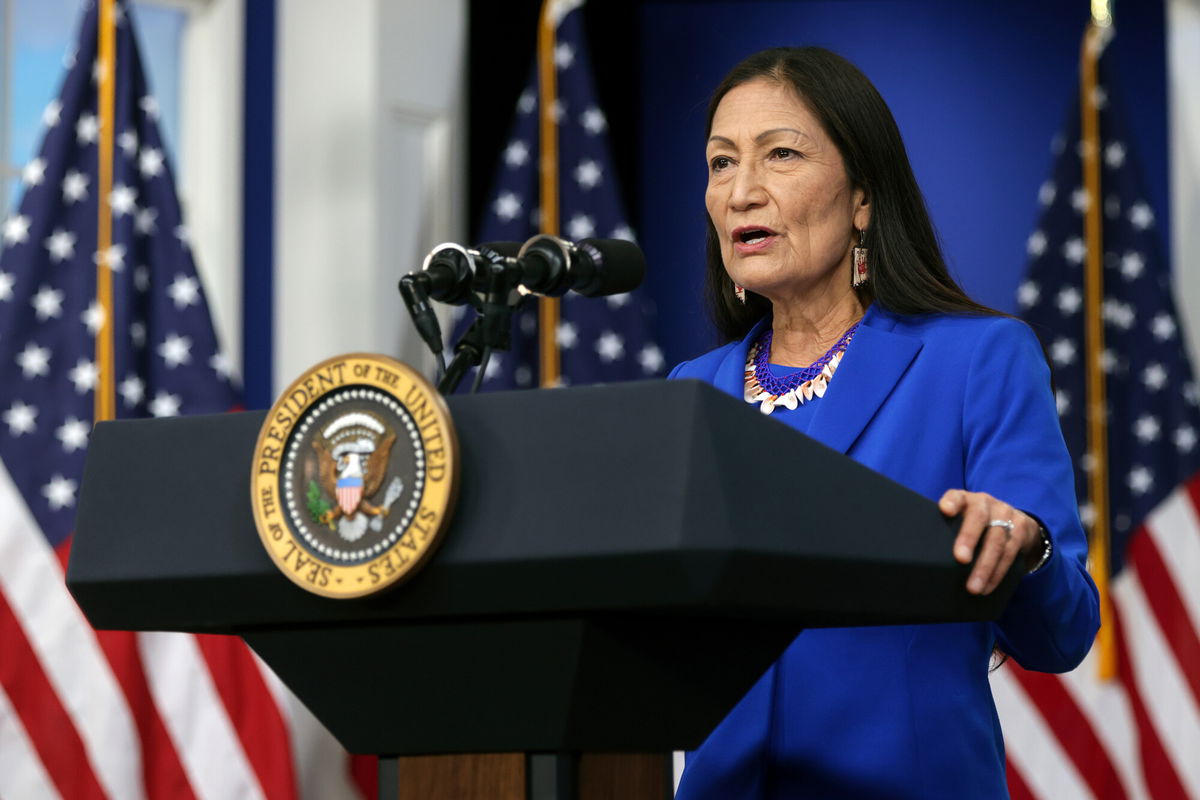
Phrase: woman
[{"left": 669, "top": 48, "right": 1099, "bottom": 799}]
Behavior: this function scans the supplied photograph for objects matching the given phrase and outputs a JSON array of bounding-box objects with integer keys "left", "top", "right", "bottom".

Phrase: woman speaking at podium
[{"left": 669, "top": 48, "right": 1099, "bottom": 799}]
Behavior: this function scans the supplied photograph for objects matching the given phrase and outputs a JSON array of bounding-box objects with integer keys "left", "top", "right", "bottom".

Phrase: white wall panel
[
  {"left": 277, "top": 0, "right": 465, "bottom": 391},
  {"left": 276, "top": 0, "right": 379, "bottom": 389},
  {"left": 178, "top": 0, "right": 244, "bottom": 380},
  {"left": 1169, "top": 0, "right": 1200, "bottom": 364}
]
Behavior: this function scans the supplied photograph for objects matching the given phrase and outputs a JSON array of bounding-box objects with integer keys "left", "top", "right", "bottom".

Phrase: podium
[{"left": 67, "top": 380, "right": 1017, "bottom": 799}]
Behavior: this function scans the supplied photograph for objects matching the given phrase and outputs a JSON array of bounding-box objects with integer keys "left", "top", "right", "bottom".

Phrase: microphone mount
[{"left": 436, "top": 244, "right": 527, "bottom": 395}]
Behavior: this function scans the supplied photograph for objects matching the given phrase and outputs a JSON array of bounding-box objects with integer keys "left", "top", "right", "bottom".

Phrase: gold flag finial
[{"left": 1092, "top": 0, "right": 1113, "bottom": 27}]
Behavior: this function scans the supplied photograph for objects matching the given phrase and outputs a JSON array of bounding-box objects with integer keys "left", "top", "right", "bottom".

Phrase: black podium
[{"left": 67, "top": 380, "right": 1017, "bottom": 798}]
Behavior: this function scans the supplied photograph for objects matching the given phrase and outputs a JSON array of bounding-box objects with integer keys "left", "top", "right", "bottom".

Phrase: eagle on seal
[{"left": 313, "top": 411, "right": 398, "bottom": 530}]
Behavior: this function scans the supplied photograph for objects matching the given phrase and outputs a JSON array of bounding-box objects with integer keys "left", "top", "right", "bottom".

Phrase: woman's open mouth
[{"left": 732, "top": 226, "right": 779, "bottom": 253}]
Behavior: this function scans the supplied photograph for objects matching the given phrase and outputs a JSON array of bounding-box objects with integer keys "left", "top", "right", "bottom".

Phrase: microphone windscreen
[{"left": 576, "top": 238, "right": 645, "bottom": 297}]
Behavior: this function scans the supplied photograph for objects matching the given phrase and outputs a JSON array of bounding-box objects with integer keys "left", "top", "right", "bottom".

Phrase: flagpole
[
  {"left": 1081, "top": 1, "right": 1116, "bottom": 680},
  {"left": 94, "top": 0, "right": 117, "bottom": 423},
  {"left": 536, "top": 0, "right": 562, "bottom": 388}
]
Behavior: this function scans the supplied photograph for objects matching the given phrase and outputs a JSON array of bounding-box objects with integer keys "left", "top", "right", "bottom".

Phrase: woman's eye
[
  {"left": 771, "top": 147, "right": 797, "bottom": 160},
  {"left": 710, "top": 155, "right": 732, "bottom": 172}
]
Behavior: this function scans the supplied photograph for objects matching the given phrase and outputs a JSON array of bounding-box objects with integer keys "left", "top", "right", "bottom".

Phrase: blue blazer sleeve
[{"left": 963, "top": 319, "right": 1099, "bottom": 672}]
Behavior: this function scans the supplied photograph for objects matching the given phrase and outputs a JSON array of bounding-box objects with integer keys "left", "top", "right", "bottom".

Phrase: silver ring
[{"left": 989, "top": 519, "right": 1015, "bottom": 539}]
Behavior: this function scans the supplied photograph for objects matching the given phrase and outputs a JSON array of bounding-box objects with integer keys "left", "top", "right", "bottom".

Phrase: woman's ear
[{"left": 853, "top": 187, "right": 871, "bottom": 232}]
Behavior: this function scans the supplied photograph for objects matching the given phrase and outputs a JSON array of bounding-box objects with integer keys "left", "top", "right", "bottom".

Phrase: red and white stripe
[
  {"left": 996, "top": 473, "right": 1200, "bottom": 800},
  {"left": 0, "top": 462, "right": 367, "bottom": 799},
  {"left": 337, "top": 485, "right": 362, "bottom": 516}
]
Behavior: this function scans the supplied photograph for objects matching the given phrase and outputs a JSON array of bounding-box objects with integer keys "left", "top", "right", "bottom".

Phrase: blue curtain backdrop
[{"left": 634, "top": 0, "right": 1169, "bottom": 367}]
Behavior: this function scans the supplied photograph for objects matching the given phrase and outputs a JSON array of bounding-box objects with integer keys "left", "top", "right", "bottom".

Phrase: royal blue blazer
[{"left": 669, "top": 305, "right": 1099, "bottom": 800}]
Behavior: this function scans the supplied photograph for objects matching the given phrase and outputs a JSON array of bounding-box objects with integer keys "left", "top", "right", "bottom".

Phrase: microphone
[
  {"left": 405, "top": 237, "right": 641, "bottom": 305},
  {"left": 412, "top": 241, "right": 523, "bottom": 305},
  {"left": 400, "top": 242, "right": 524, "bottom": 374},
  {"left": 516, "top": 235, "right": 644, "bottom": 297}
]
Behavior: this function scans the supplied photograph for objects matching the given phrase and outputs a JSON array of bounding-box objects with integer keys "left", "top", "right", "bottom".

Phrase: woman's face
[{"left": 705, "top": 79, "right": 869, "bottom": 306}]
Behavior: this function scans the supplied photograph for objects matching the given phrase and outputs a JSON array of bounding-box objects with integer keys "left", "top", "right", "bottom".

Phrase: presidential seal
[{"left": 250, "top": 353, "right": 458, "bottom": 598}]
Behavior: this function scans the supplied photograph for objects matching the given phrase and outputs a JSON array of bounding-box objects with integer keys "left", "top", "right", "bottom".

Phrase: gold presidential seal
[{"left": 250, "top": 353, "right": 459, "bottom": 598}]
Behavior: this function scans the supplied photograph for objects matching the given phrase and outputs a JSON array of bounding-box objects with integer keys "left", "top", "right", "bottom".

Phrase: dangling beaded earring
[
  {"left": 852, "top": 229, "right": 869, "bottom": 287},
  {"left": 734, "top": 285, "right": 746, "bottom": 304}
]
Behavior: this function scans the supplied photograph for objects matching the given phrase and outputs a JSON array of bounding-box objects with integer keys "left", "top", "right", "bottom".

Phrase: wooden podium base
[{"left": 390, "top": 753, "right": 671, "bottom": 800}]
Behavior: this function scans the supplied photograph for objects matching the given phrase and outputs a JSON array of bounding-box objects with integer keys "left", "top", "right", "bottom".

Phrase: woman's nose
[{"left": 729, "top": 163, "right": 767, "bottom": 211}]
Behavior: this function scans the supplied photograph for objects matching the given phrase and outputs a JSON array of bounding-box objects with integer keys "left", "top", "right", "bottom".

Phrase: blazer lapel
[
  {"left": 712, "top": 318, "right": 770, "bottom": 399},
  {"left": 806, "top": 307, "right": 922, "bottom": 454}
]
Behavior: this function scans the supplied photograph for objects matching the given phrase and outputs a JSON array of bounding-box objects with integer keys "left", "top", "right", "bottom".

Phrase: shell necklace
[{"left": 743, "top": 323, "right": 860, "bottom": 414}]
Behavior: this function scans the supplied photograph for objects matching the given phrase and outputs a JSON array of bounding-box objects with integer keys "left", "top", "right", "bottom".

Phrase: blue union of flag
[{"left": 455, "top": 0, "right": 663, "bottom": 390}]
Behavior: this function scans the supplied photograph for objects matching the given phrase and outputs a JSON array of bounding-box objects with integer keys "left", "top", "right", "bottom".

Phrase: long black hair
[{"left": 704, "top": 47, "right": 999, "bottom": 341}]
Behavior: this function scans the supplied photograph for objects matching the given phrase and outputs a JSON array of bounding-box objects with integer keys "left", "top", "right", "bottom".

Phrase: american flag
[
  {"left": 0, "top": 2, "right": 362, "bottom": 798},
  {"left": 994, "top": 30, "right": 1200, "bottom": 799},
  {"left": 459, "top": 0, "right": 663, "bottom": 389}
]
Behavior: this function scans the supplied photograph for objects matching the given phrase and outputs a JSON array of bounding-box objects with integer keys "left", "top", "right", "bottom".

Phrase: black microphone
[
  {"left": 418, "top": 243, "right": 473, "bottom": 304},
  {"left": 517, "top": 235, "right": 645, "bottom": 297},
  {"left": 397, "top": 272, "right": 445, "bottom": 372},
  {"left": 406, "top": 241, "right": 525, "bottom": 304},
  {"left": 399, "top": 242, "right": 524, "bottom": 373}
]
